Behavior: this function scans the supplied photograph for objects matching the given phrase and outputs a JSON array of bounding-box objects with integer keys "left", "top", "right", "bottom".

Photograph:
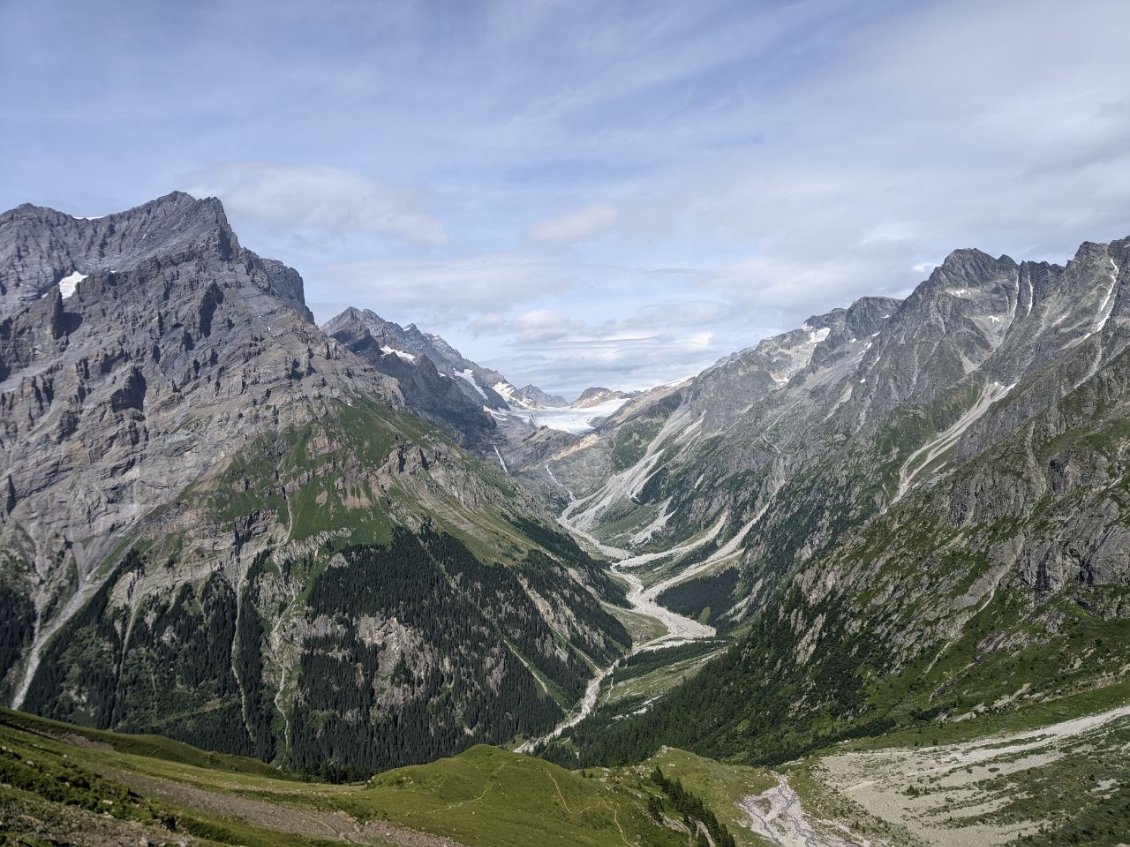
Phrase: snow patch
[
  {"left": 58, "top": 271, "right": 87, "bottom": 298},
  {"left": 455, "top": 369, "right": 485, "bottom": 398},
  {"left": 380, "top": 346, "right": 416, "bottom": 362},
  {"left": 491, "top": 381, "right": 534, "bottom": 409},
  {"left": 767, "top": 326, "right": 831, "bottom": 386}
]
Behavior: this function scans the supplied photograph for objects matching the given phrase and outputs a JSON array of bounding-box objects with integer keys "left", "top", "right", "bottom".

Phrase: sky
[{"left": 3, "top": 1, "right": 1130, "bottom": 397}]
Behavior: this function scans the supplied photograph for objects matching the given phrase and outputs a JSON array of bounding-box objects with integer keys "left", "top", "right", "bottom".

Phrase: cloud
[
  {"left": 510, "top": 309, "right": 581, "bottom": 342},
  {"left": 190, "top": 163, "right": 447, "bottom": 244},
  {"left": 531, "top": 204, "right": 619, "bottom": 242},
  {"left": 322, "top": 254, "right": 566, "bottom": 325},
  {"left": 490, "top": 327, "right": 733, "bottom": 395}
]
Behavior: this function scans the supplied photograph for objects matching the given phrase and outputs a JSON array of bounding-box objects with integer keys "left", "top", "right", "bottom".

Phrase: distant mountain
[
  {"left": 323, "top": 308, "right": 561, "bottom": 417},
  {"left": 322, "top": 309, "right": 605, "bottom": 452},
  {"left": 571, "top": 386, "right": 637, "bottom": 408},
  {"left": 0, "top": 193, "right": 630, "bottom": 774},
  {"left": 323, "top": 307, "right": 509, "bottom": 409},
  {"left": 514, "top": 384, "right": 568, "bottom": 408}
]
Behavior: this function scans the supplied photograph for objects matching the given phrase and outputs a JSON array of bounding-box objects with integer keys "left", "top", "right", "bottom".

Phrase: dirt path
[{"left": 106, "top": 767, "right": 468, "bottom": 847}]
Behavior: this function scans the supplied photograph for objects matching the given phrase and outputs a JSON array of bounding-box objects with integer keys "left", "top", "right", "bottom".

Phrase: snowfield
[
  {"left": 58, "top": 270, "right": 87, "bottom": 298},
  {"left": 502, "top": 396, "right": 630, "bottom": 434}
]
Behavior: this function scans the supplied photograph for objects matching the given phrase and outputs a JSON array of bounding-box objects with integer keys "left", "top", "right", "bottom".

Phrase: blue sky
[{"left": 4, "top": 0, "right": 1130, "bottom": 396}]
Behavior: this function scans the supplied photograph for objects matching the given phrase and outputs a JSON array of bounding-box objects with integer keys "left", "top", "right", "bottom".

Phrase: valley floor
[
  {"left": 729, "top": 695, "right": 1130, "bottom": 847},
  {"left": 739, "top": 777, "right": 863, "bottom": 847},
  {"left": 812, "top": 701, "right": 1130, "bottom": 846}
]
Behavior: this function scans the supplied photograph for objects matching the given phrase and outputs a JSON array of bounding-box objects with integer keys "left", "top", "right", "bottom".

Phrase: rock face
[
  {"left": 0, "top": 194, "right": 630, "bottom": 774},
  {"left": 539, "top": 240, "right": 1130, "bottom": 611},
  {"left": 539, "top": 236, "right": 1130, "bottom": 766},
  {"left": 0, "top": 192, "right": 314, "bottom": 323},
  {"left": 0, "top": 193, "right": 391, "bottom": 650},
  {"left": 571, "top": 387, "right": 635, "bottom": 408},
  {"left": 322, "top": 308, "right": 569, "bottom": 421}
]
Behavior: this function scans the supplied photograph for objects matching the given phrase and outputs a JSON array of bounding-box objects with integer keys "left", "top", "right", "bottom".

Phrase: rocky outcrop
[
  {"left": 514, "top": 384, "right": 567, "bottom": 408},
  {"left": 571, "top": 387, "right": 635, "bottom": 409}
]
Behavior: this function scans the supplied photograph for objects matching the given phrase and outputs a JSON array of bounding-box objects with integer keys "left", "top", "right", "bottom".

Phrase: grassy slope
[
  {"left": 6, "top": 690, "right": 1127, "bottom": 847},
  {"left": 640, "top": 747, "right": 776, "bottom": 847},
  {"left": 362, "top": 746, "right": 676, "bottom": 847},
  {"left": 0, "top": 709, "right": 683, "bottom": 847},
  {"left": 194, "top": 396, "right": 533, "bottom": 562},
  {"left": 0, "top": 707, "right": 283, "bottom": 779}
]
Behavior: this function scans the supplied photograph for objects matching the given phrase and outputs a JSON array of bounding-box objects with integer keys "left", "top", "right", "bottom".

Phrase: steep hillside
[{"left": 0, "top": 194, "right": 630, "bottom": 774}]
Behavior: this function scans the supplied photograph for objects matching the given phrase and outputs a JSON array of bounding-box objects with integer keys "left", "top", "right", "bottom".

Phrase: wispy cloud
[
  {"left": 190, "top": 163, "right": 447, "bottom": 244},
  {"left": 322, "top": 254, "right": 566, "bottom": 324}
]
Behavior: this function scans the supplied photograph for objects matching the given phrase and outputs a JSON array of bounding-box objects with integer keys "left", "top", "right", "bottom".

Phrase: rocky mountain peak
[
  {"left": 514, "top": 384, "right": 568, "bottom": 408},
  {"left": 572, "top": 387, "right": 634, "bottom": 408},
  {"left": 323, "top": 307, "right": 513, "bottom": 411},
  {"left": 0, "top": 193, "right": 395, "bottom": 598},
  {"left": 926, "top": 248, "right": 1017, "bottom": 291},
  {"left": 0, "top": 191, "right": 318, "bottom": 320}
]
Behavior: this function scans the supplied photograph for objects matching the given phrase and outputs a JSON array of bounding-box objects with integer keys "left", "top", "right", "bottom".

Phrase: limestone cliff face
[{"left": 0, "top": 192, "right": 312, "bottom": 323}]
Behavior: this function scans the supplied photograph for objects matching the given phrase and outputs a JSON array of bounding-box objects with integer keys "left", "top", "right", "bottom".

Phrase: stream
[{"left": 515, "top": 499, "right": 719, "bottom": 752}]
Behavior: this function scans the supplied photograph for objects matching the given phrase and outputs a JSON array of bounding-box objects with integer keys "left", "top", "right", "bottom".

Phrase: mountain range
[{"left": 1, "top": 192, "right": 1127, "bottom": 846}]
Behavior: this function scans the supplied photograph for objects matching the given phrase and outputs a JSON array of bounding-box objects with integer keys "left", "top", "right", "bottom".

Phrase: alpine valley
[{"left": 0, "top": 193, "right": 1127, "bottom": 847}]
